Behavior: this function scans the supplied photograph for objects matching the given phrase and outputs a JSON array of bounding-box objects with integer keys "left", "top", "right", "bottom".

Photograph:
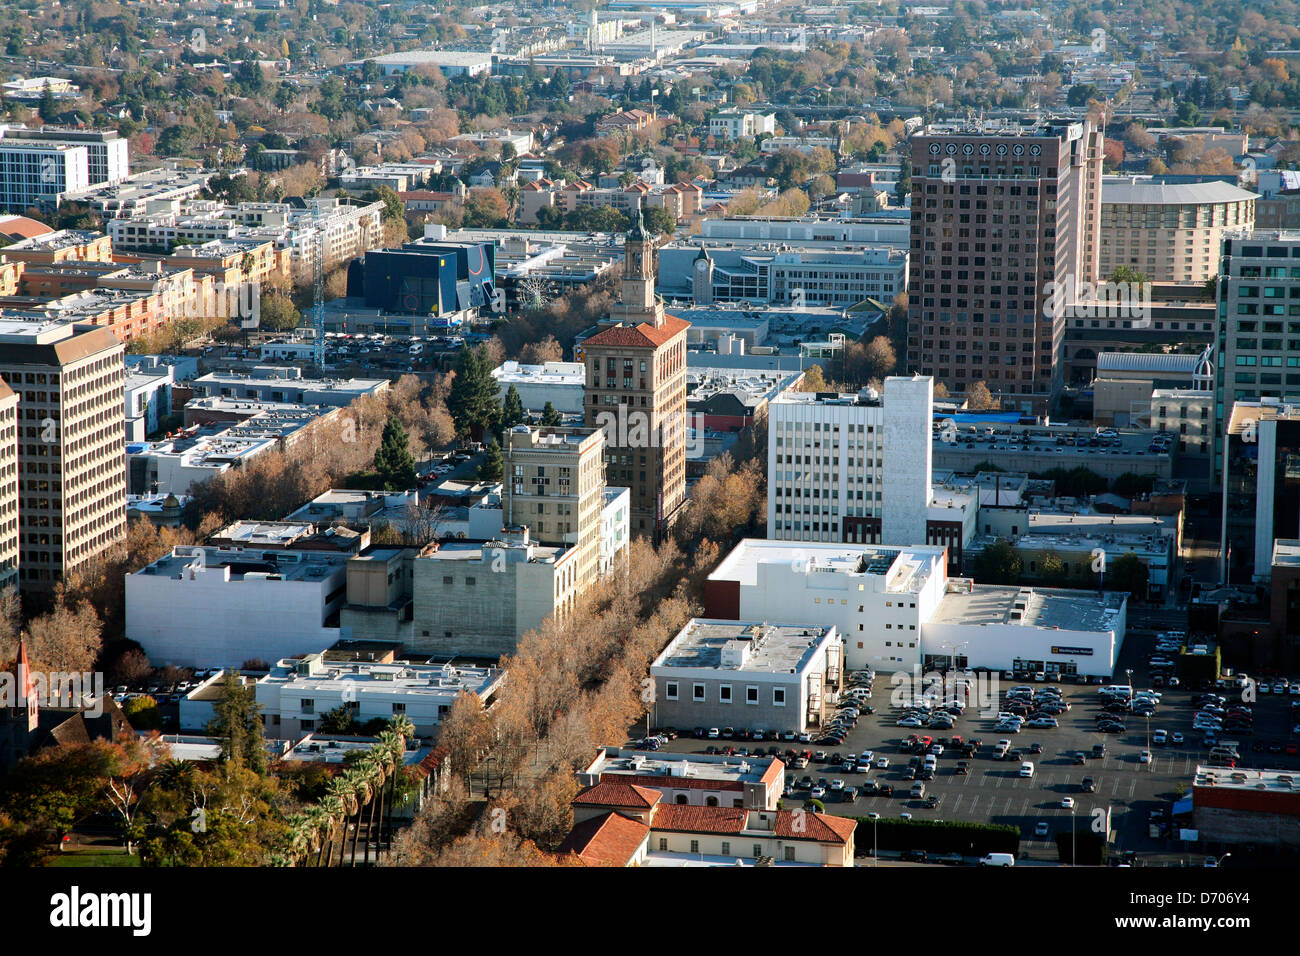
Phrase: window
[
  {"left": 690, "top": 840, "right": 700, "bottom": 853},
  {"left": 693, "top": 683, "right": 705, "bottom": 702},
  {"left": 665, "top": 681, "right": 678, "bottom": 701},
  {"left": 753, "top": 844, "right": 762, "bottom": 857},
  {"left": 746, "top": 686, "right": 759, "bottom": 704},
  {"left": 719, "top": 684, "right": 732, "bottom": 704},
  {"left": 773, "top": 688, "right": 786, "bottom": 706},
  {"left": 721, "top": 841, "right": 730, "bottom": 855},
  {"left": 658, "top": 838, "right": 668, "bottom": 851},
  {"left": 784, "top": 846, "right": 796, "bottom": 862}
]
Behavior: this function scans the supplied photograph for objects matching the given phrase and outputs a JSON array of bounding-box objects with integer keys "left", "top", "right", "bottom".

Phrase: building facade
[
  {"left": 581, "top": 216, "right": 690, "bottom": 538},
  {"left": 907, "top": 119, "right": 1104, "bottom": 411}
]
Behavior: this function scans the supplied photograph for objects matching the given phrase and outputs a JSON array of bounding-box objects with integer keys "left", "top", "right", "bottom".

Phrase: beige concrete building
[
  {"left": 504, "top": 423, "right": 605, "bottom": 586},
  {"left": 0, "top": 380, "right": 18, "bottom": 589},
  {"left": 0, "top": 319, "right": 126, "bottom": 590},
  {"left": 1099, "top": 178, "right": 1256, "bottom": 283},
  {"left": 581, "top": 215, "right": 690, "bottom": 539}
]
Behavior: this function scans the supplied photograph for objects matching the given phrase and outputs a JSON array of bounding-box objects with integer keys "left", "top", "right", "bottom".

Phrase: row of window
[{"left": 664, "top": 681, "right": 787, "bottom": 706}]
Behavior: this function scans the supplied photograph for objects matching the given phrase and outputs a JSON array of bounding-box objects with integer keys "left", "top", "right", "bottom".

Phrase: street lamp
[
  {"left": 873, "top": 815, "right": 878, "bottom": 868},
  {"left": 1070, "top": 803, "right": 1076, "bottom": 867}
]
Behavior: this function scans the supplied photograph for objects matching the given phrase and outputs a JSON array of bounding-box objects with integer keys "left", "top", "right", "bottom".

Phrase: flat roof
[
  {"left": 139, "top": 546, "right": 349, "bottom": 582},
  {"left": 587, "top": 747, "right": 781, "bottom": 786},
  {"left": 709, "top": 538, "right": 946, "bottom": 592},
  {"left": 261, "top": 656, "right": 503, "bottom": 699},
  {"left": 1103, "top": 178, "right": 1258, "bottom": 205},
  {"left": 655, "top": 619, "right": 836, "bottom": 675},
  {"left": 931, "top": 585, "right": 1126, "bottom": 633},
  {"left": 1193, "top": 765, "right": 1300, "bottom": 793}
]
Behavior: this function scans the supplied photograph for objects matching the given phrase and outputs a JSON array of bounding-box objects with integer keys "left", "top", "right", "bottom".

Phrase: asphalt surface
[{"left": 648, "top": 630, "right": 1300, "bottom": 866}]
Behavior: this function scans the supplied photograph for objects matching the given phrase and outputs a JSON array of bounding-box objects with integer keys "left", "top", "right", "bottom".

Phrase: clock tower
[{"left": 609, "top": 211, "right": 664, "bottom": 327}]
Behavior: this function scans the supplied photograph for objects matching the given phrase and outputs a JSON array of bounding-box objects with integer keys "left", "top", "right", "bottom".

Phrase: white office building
[
  {"left": 491, "top": 360, "right": 587, "bottom": 414},
  {"left": 0, "top": 140, "right": 90, "bottom": 210},
  {"left": 255, "top": 652, "right": 505, "bottom": 738},
  {"left": 768, "top": 375, "right": 943, "bottom": 549},
  {"left": 705, "top": 538, "right": 1129, "bottom": 676},
  {"left": 125, "top": 546, "right": 350, "bottom": 667}
]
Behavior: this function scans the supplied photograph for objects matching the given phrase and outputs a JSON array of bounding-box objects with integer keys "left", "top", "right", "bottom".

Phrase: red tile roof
[
  {"left": 0, "top": 215, "right": 53, "bottom": 240},
  {"left": 775, "top": 809, "right": 857, "bottom": 844},
  {"left": 650, "top": 804, "right": 747, "bottom": 834},
  {"left": 574, "top": 781, "right": 663, "bottom": 809},
  {"left": 582, "top": 313, "right": 690, "bottom": 350},
  {"left": 558, "top": 812, "right": 649, "bottom": 866}
]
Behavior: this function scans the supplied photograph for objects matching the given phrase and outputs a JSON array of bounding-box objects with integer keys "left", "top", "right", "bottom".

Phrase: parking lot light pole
[
  {"left": 873, "top": 816, "right": 878, "bottom": 868},
  {"left": 1070, "top": 804, "right": 1075, "bottom": 867}
]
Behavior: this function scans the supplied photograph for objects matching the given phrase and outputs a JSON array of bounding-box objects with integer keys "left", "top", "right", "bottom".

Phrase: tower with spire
[{"left": 608, "top": 210, "right": 665, "bottom": 327}]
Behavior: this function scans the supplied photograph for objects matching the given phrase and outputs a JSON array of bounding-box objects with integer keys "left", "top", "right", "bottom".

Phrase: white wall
[
  {"left": 921, "top": 615, "right": 1124, "bottom": 678},
  {"left": 126, "top": 565, "right": 345, "bottom": 667},
  {"left": 882, "top": 375, "right": 933, "bottom": 547}
]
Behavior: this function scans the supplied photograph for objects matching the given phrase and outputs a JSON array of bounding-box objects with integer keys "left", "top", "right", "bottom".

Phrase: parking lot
[{"left": 649, "top": 631, "right": 1300, "bottom": 864}]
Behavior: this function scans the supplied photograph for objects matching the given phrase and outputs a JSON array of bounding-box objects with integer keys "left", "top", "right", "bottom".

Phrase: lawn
[{"left": 50, "top": 844, "right": 141, "bottom": 868}]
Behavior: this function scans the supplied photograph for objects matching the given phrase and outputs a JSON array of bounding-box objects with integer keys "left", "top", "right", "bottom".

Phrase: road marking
[{"left": 1128, "top": 777, "right": 1137, "bottom": 799}]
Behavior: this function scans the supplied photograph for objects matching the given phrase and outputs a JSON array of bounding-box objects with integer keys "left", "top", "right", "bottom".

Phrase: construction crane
[{"left": 312, "top": 200, "right": 325, "bottom": 371}]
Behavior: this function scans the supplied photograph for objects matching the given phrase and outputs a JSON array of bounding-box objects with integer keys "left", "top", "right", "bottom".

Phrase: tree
[
  {"left": 799, "top": 365, "right": 828, "bottom": 392},
  {"left": 478, "top": 440, "right": 503, "bottom": 481},
  {"left": 972, "top": 540, "right": 1023, "bottom": 585},
  {"left": 965, "top": 381, "right": 998, "bottom": 410},
  {"left": 448, "top": 345, "right": 501, "bottom": 441},
  {"left": 1108, "top": 265, "right": 1149, "bottom": 286},
  {"left": 642, "top": 206, "right": 677, "bottom": 237},
  {"left": 374, "top": 415, "right": 418, "bottom": 490},
  {"left": 1067, "top": 84, "right": 1101, "bottom": 107},
  {"left": 123, "top": 694, "right": 163, "bottom": 730},
  {"left": 207, "top": 672, "right": 268, "bottom": 775},
  {"left": 320, "top": 706, "right": 359, "bottom": 734},
  {"left": 501, "top": 385, "right": 527, "bottom": 431},
  {"left": 25, "top": 591, "right": 102, "bottom": 673},
  {"left": 540, "top": 401, "right": 563, "bottom": 427},
  {"left": 463, "top": 188, "right": 509, "bottom": 227},
  {"left": 1036, "top": 553, "right": 1069, "bottom": 587},
  {"left": 259, "top": 291, "right": 300, "bottom": 332},
  {"left": 1107, "top": 552, "right": 1149, "bottom": 600}
]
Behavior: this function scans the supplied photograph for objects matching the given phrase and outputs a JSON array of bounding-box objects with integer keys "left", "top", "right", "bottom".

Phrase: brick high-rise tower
[
  {"left": 582, "top": 213, "right": 689, "bottom": 540},
  {"left": 906, "top": 119, "right": 1103, "bottom": 413}
]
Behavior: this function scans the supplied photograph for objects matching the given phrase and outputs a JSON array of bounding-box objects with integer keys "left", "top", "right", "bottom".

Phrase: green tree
[
  {"left": 374, "top": 415, "right": 418, "bottom": 490},
  {"left": 501, "top": 384, "right": 527, "bottom": 431},
  {"left": 540, "top": 401, "right": 563, "bottom": 427},
  {"left": 972, "top": 539, "right": 1023, "bottom": 585},
  {"left": 259, "top": 291, "right": 300, "bottom": 332},
  {"left": 319, "top": 706, "right": 359, "bottom": 734},
  {"left": 1106, "top": 552, "right": 1150, "bottom": 600},
  {"left": 366, "top": 185, "right": 405, "bottom": 223},
  {"left": 798, "top": 365, "right": 828, "bottom": 392},
  {"left": 447, "top": 345, "right": 501, "bottom": 441},
  {"left": 1036, "top": 553, "right": 1069, "bottom": 587},
  {"left": 478, "top": 440, "right": 503, "bottom": 481},
  {"left": 207, "top": 672, "right": 268, "bottom": 775},
  {"left": 642, "top": 206, "right": 677, "bottom": 237},
  {"left": 1108, "top": 265, "right": 1149, "bottom": 286},
  {"left": 123, "top": 694, "right": 163, "bottom": 730}
]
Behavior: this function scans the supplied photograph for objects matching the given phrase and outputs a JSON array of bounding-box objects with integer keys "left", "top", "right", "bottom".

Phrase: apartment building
[
  {"left": 1099, "top": 178, "right": 1256, "bottom": 284},
  {"left": 709, "top": 110, "right": 777, "bottom": 140},
  {"left": 907, "top": 119, "right": 1104, "bottom": 411},
  {"left": 0, "top": 319, "right": 126, "bottom": 590},
  {"left": 581, "top": 215, "right": 690, "bottom": 539}
]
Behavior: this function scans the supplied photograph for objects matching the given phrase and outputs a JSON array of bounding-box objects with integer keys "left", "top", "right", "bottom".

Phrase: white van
[
  {"left": 980, "top": 853, "right": 1016, "bottom": 867},
  {"left": 1019, "top": 761, "right": 1035, "bottom": 778}
]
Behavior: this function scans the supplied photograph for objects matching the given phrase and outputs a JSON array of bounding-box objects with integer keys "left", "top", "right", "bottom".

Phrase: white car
[
  {"left": 859, "top": 751, "right": 874, "bottom": 764},
  {"left": 1274, "top": 682, "right": 1288, "bottom": 694},
  {"left": 798, "top": 732, "right": 813, "bottom": 743},
  {"left": 875, "top": 756, "right": 889, "bottom": 769},
  {"left": 1061, "top": 797, "right": 1076, "bottom": 809},
  {"left": 707, "top": 727, "right": 720, "bottom": 739},
  {"left": 900, "top": 812, "right": 913, "bottom": 821},
  {"left": 897, "top": 716, "right": 924, "bottom": 728},
  {"left": 1139, "top": 750, "right": 1152, "bottom": 763},
  {"left": 811, "top": 786, "right": 826, "bottom": 798},
  {"left": 829, "top": 779, "right": 845, "bottom": 791},
  {"left": 866, "top": 811, "right": 881, "bottom": 820}
]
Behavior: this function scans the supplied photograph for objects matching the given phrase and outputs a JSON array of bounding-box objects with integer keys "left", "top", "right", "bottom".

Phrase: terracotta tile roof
[
  {"left": 558, "top": 811, "right": 649, "bottom": 866},
  {"left": 0, "top": 216, "right": 53, "bottom": 240},
  {"left": 650, "top": 804, "right": 747, "bottom": 834},
  {"left": 775, "top": 809, "right": 857, "bottom": 844},
  {"left": 574, "top": 780, "right": 663, "bottom": 809},
  {"left": 582, "top": 313, "right": 690, "bottom": 349},
  {"left": 607, "top": 772, "right": 742, "bottom": 793}
]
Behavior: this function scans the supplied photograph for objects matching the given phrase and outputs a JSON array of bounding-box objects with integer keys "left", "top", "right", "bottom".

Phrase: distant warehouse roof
[{"left": 1102, "top": 178, "right": 1258, "bottom": 205}]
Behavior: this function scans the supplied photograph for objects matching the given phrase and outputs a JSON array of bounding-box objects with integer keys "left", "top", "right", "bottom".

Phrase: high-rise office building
[
  {"left": 1217, "top": 231, "right": 1300, "bottom": 417},
  {"left": 0, "top": 380, "right": 18, "bottom": 590},
  {"left": 0, "top": 319, "right": 126, "bottom": 590},
  {"left": 504, "top": 423, "right": 606, "bottom": 586},
  {"left": 581, "top": 214, "right": 689, "bottom": 539},
  {"left": 907, "top": 119, "right": 1104, "bottom": 412}
]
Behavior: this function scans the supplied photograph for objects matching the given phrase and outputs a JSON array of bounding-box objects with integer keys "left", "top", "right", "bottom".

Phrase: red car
[{"left": 1286, "top": 742, "right": 1299, "bottom": 757}]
